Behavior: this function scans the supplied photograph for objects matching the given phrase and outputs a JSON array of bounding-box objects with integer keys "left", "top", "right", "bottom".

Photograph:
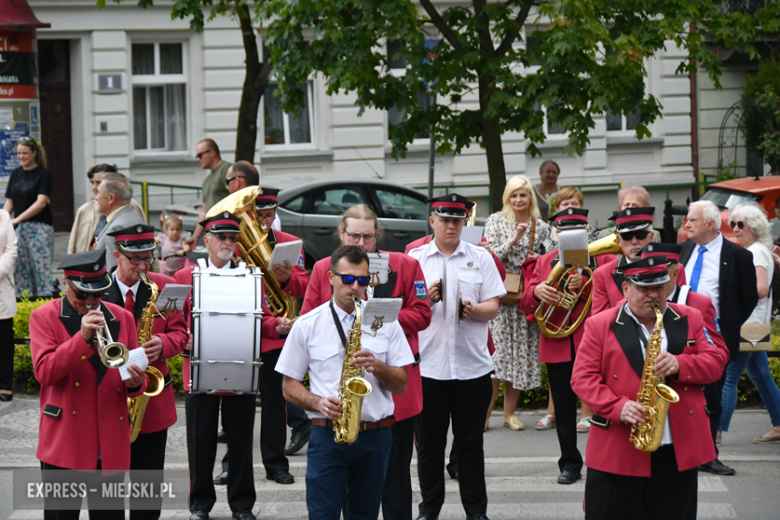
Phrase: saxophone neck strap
[{"left": 329, "top": 299, "right": 349, "bottom": 349}]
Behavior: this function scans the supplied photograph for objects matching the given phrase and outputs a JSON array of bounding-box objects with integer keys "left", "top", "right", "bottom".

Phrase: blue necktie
[{"left": 689, "top": 245, "right": 707, "bottom": 292}]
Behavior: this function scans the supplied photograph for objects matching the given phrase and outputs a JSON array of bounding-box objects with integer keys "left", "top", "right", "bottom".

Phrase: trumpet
[{"left": 87, "top": 304, "right": 129, "bottom": 368}]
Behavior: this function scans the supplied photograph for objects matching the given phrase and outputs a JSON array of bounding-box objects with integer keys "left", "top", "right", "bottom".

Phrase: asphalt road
[{"left": 2, "top": 398, "right": 779, "bottom": 519}]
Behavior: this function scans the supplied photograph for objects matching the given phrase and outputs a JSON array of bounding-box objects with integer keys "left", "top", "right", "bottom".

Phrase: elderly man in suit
[
  {"left": 94, "top": 172, "right": 147, "bottom": 272},
  {"left": 679, "top": 200, "right": 758, "bottom": 476}
]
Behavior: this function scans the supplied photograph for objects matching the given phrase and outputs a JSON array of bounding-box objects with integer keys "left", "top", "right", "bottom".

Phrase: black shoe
[
  {"left": 0, "top": 393, "right": 12, "bottom": 402},
  {"left": 213, "top": 470, "right": 228, "bottom": 485},
  {"left": 698, "top": 460, "right": 736, "bottom": 475},
  {"left": 446, "top": 464, "right": 458, "bottom": 480},
  {"left": 414, "top": 514, "right": 438, "bottom": 520},
  {"left": 267, "top": 470, "right": 295, "bottom": 484},
  {"left": 232, "top": 510, "right": 256, "bottom": 520},
  {"left": 466, "top": 514, "right": 490, "bottom": 520},
  {"left": 255, "top": 395, "right": 262, "bottom": 407},
  {"left": 284, "top": 425, "right": 312, "bottom": 455},
  {"left": 217, "top": 430, "right": 227, "bottom": 443},
  {"left": 189, "top": 511, "right": 209, "bottom": 520},
  {"left": 557, "top": 469, "right": 582, "bottom": 485}
]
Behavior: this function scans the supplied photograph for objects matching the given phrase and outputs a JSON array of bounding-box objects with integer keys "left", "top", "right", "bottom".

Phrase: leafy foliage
[{"left": 12, "top": 296, "right": 53, "bottom": 393}]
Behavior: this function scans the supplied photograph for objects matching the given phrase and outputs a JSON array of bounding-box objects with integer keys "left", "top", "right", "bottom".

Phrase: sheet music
[
  {"left": 269, "top": 239, "right": 303, "bottom": 269},
  {"left": 362, "top": 298, "right": 403, "bottom": 330},
  {"left": 460, "top": 226, "right": 484, "bottom": 245},
  {"left": 119, "top": 348, "right": 149, "bottom": 381},
  {"left": 157, "top": 284, "right": 192, "bottom": 311},
  {"left": 367, "top": 253, "right": 390, "bottom": 285}
]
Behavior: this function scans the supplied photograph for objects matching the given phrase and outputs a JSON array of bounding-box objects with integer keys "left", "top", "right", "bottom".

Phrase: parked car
[
  {"left": 699, "top": 176, "right": 780, "bottom": 241},
  {"left": 161, "top": 177, "right": 437, "bottom": 267}
]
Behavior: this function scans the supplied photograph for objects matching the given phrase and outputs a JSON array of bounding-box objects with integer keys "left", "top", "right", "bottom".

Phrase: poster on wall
[
  {"left": 0, "top": 124, "right": 31, "bottom": 199},
  {"left": 0, "top": 31, "right": 39, "bottom": 100}
]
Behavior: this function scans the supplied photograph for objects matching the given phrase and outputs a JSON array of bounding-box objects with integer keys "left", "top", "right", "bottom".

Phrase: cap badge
[
  {"left": 136, "top": 225, "right": 143, "bottom": 233},
  {"left": 567, "top": 208, "right": 573, "bottom": 215},
  {"left": 648, "top": 258, "right": 655, "bottom": 266},
  {"left": 223, "top": 212, "right": 230, "bottom": 218},
  {"left": 648, "top": 244, "right": 654, "bottom": 251},
  {"left": 451, "top": 195, "right": 457, "bottom": 201},
  {"left": 626, "top": 209, "right": 632, "bottom": 216},
  {"left": 93, "top": 264, "right": 100, "bottom": 271}
]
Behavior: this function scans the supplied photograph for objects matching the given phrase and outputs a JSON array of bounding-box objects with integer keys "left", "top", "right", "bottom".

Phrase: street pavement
[{"left": 2, "top": 397, "right": 779, "bottom": 519}]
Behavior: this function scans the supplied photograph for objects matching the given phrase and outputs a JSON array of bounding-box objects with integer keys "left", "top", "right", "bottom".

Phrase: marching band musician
[
  {"left": 591, "top": 207, "right": 655, "bottom": 315},
  {"left": 277, "top": 245, "right": 414, "bottom": 520},
  {"left": 408, "top": 194, "right": 505, "bottom": 520},
  {"left": 174, "top": 213, "right": 292, "bottom": 520},
  {"left": 572, "top": 256, "right": 729, "bottom": 520},
  {"left": 519, "top": 208, "right": 617, "bottom": 485},
  {"left": 300, "top": 204, "right": 431, "bottom": 520},
  {"left": 30, "top": 249, "right": 146, "bottom": 519},
  {"left": 102, "top": 224, "right": 189, "bottom": 520}
]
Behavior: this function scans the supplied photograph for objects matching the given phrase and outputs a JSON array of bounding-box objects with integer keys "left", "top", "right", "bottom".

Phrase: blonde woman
[{"left": 484, "top": 175, "right": 551, "bottom": 430}]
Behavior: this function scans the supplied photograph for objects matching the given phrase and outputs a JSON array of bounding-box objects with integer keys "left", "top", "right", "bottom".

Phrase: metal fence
[{"left": 130, "top": 180, "right": 202, "bottom": 229}]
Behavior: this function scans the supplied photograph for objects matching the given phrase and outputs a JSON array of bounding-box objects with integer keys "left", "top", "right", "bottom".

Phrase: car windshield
[{"left": 700, "top": 188, "right": 760, "bottom": 211}]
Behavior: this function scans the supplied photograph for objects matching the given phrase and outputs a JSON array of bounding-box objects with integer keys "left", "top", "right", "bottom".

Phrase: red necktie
[{"left": 125, "top": 290, "right": 135, "bottom": 314}]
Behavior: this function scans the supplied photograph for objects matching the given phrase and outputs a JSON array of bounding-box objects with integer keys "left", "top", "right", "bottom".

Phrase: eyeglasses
[
  {"left": 331, "top": 270, "right": 370, "bottom": 286},
  {"left": 226, "top": 175, "right": 245, "bottom": 184},
  {"left": 120, "top": 252, "right": 155, "bottom": 265},
  {"left": 729, "top": 221, "right": 745, "bottom": 230},
  {"left": 17, "top": 136, "right": 35, "bottom": 143},
  {"left": 619, "top": 230, "right": 651, "bottom": 241},
  {"left": 212, "top": 233, "right": 239, "bottom": 243},
  {"left": 196, "top": 150, "right": 213, "bottom": 160},
  {"left": 344, "top": 232, "right": 377, "bottom": 244},
  {"left": 68, "top": 281, "right": 99, "bottom": 301}
]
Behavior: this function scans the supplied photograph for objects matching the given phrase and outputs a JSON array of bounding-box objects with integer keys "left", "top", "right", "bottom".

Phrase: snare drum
[{"left": 190, "top": 265, "right": 264, "bottom": 393}]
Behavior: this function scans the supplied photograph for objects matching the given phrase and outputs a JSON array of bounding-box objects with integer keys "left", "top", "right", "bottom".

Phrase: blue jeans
[
  {"left": 719, "top": 351, "right": 780, "bottom": 432},
  {"left": 306, "top": 425, "right": 393, "bottom": 520}
]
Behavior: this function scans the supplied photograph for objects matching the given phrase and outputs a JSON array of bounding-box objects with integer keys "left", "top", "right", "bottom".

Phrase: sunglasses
[
  {"left": 120, "top": 252, "right": 155, "bottom": 265},
  {"left": 344, "top": 232, "right": 377, "bottom": 244},
  {"left": 226, "top": 175, "right": 245, "bottom": 184},
  {"left": 18, "top": 136, "right": 35, "bottom": 143},
  {"left": 619, "top": 230, "right": 651, "bottom": 241},
  {"left": 331, "top": 270, "right": 370, "bottom": 286},
  {"left": 195, "top": 150, "right": 213, "bottom": 160},
  {"left": 729, "top": 221, "right": 745, "bottom": 230},
  {"left": 213, "top": 233, "right": 239, "bottom": 243},
  {"left": 68, "top": 281, "right": 99, "bottom": 301}
]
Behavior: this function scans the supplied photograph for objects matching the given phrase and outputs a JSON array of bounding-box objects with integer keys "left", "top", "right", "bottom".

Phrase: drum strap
[{"left": 329, "top": 300, "right": 349, "bottom": 349}]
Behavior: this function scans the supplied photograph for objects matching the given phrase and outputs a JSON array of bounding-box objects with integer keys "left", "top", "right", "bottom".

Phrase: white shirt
[
  {"left": 684, "top": 233, "right": 723, "bottom": 319},
  {"left": 409, "top": 239, "right": 506, "bottom": 380},
  {"left": 276, "top": 300, "right": 414, "bottom": 422},
  {"left": 623, "top": 304, "right": 673, "bottom": 446},
  {"left": 113, "top": 273, "right": 140, "bottom": 304},
  {"left": 746, "top": 242, "right": 773, "bottom": 325},
  {"left": 207, "top": 258, "right": 232, "bottom": 270}
]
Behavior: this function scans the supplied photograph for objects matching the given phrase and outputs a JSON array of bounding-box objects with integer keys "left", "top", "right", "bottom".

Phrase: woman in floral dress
[{"left": 484, "top": 175, "right": 551, "bottom": 430}]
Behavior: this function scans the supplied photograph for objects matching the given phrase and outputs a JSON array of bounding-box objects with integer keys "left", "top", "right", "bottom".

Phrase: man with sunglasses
[
  {"left": 678, "top": 200, "right": 758, "bottom": 476},
  {"left": 591, "top": 207, "right": 656, "bottom": 315},
  {"left": 187, "top": 139, "right": 231, "bottom": 249},
  {"left": 277, "top": 245, "right": 413, "bottom": 520},
  {"left": 175, "top": 213, "right": 292, "bottom": 520},
  {"left": 408, "top": 194, "right": 505, "bottom": 520},
  {"left": 520, "top": 208, "right": 617, "bottom": 486},
  {"left": 102, "top": 225, "right": 189, "bottom": 520},
  {"left": 29, "top": 249, "right": 148, "bottom": 520}
]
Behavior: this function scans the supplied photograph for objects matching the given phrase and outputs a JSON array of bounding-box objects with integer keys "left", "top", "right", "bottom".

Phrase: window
[
  {"left": 374, "top": 189, "right": 427, "bottom": 220},
  {"left": 386, "top": 39, "right": 439, "bottom": 141},
  {"left": 388, "top": 90, "right": 435, "bottom": 140},
  {"left": 131, "top": 42, "right": 187, "bottom": 152},
  {"left": 264, "top": 83, "right": 314, "bottom": 146},
  {"left": 281, "top": 194, "right": 306, "bottom": 213},
  {"left": 388, "top": 39, "right": 407, "bottom": 69},
  {"left": 606, "top": 108, "right": 640, "bottom": 132},
  {"left": 309, "top": 186, "right": 367, "bottom": 215},
  {"left": 533, "top": 102, "right": 563, "bottom": 136}
]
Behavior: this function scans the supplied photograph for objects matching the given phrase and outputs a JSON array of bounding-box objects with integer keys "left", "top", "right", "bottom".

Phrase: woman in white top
[
  {"left": 719, "top": 202, "right": 780, "bottom": 444},
  {"left": 0, "top": 210, "right": 17, "bottom": 401}
]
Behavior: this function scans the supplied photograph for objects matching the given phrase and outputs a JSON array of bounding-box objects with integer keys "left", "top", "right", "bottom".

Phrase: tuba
[
  {"left": 630, "top": 303, "right": 680, "bottom": 452},
  {"left": 88, "top": 304, "right": 130, "bottom": 368},
  {"left": 128, "top": 272, "right": 166, "bottom": 443},
  {"left": 334, "top": 296, "right": 372, "bottom": 444},
  {"left": 206, "top": 186, "right": 297, "bottom": 319},
  {"left": 535, "top": 232, "right": 621, "bottom": 338},
  {"left": 466, "top": 201, "right": 478, "bottom": 226}
]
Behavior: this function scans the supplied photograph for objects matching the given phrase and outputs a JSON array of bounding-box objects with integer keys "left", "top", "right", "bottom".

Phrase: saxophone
[
  {"left": 128, "top": 272, "right": 166, "bottom": 443},
  {"left": 333, "top": 296, "right": 373, "bottom": 444},
  {"left": 630, "top": 302, "right": 681, "bottom": 452}
]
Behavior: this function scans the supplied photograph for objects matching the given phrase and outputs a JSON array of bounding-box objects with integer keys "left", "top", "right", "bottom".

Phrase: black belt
[{"left": 311, "top": 417, "right": 396, "bottom": 431}]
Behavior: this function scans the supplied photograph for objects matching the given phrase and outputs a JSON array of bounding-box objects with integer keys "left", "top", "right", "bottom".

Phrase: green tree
[
  {"left": 97, "top": 0, "right": 273, "bottom": 163},
  {"left": 265, "top": 0, "right": 780, "bottom": 209},
  {"left": 742, "top": 57, "right": 780, "bottom": 175}
]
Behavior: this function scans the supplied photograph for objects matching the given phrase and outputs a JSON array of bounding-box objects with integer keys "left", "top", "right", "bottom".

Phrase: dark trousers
[
  {"left": 185, "top": 392, "right": 255, "bottom": 513},
  {"left": 417, "top": 375, "right": 492, "bottom": 517},
  {"left": 307, "top": 425, "right": 393, "bottom": 520},
  {"left": 287, "top": 401, "right": 312, "bottom": 433},
  {"left": 259, "top": 348, "right": 290, "bottom": 477},
  {"left": 547, "top": 345, "right": 583, "bottom": 473},
  {"left": 41, "top": 461, "right": 124, "bottom": 520},
  {"left": 585, "top": 445, "right": 698, "bottom": 520},
  {"left": 129, "top": 429, "right": 168, "bottom": 520},
  {"left": 381, "top": 415, "right": 417, "bottom": 520},
  {"left": 0, "top": 318, "right": 14, "bottom": 391},
  {"left": 703, "top": 369, "right": 727, "bottom": 457}
]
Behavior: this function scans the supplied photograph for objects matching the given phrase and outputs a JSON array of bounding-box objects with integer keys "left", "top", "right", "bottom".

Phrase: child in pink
[{"left": 156, "top": 216, "right": 191, "bottom": 276}]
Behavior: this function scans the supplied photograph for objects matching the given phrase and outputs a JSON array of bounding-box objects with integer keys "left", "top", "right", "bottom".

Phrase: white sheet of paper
[
  {"left": 119, "top": 348, "right": 149, "bottom": 381},
  {"left": 269, "top": 239, "right": 303, "bottom": 269},
  {"left": 460, "top": 226, "right": 484, "bottom": 245},
  {"left": 367, "top": 253, "right": 390, "bottom": 285},
  {"left": 157, "top": 284, "right": 192, "bottom": 311},
  {"left": 362, "top": 298, "right": 403, "bottom": 330}
]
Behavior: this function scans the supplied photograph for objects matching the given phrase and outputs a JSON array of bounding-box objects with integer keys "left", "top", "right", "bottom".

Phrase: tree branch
[
  {"left": 419, "top": 0, "right": 463, "bottom": 51},
  {"left": 473, "top": 0, "right": 495, "bottom": 59},
  {"left": 494, "top": 0, "right": 535, "bottom": 58}
]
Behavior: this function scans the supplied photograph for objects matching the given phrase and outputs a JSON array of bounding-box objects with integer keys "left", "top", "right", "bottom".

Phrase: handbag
[
  {"left": 739, "top": 323, "right": 772, "bottom": 351},
  {"left": 499, "top": 220, "right": 536, "bottom": 305}
]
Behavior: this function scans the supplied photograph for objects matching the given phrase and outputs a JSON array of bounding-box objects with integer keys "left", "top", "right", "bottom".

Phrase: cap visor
[
  {"left": 117, "top": 242, "right": 157, "bottom": 252},
  {"left": 71, "top": 276, "right": 113, "bottom": 293},
  {"left": 618, "top": 222, "right": 651, "bottom": 232},
  {"left": 433, "top": 209, "right": 467, "bottom": 219},
  {"left": 628, "top": 274, "right": 670, "bottom": 287}
]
